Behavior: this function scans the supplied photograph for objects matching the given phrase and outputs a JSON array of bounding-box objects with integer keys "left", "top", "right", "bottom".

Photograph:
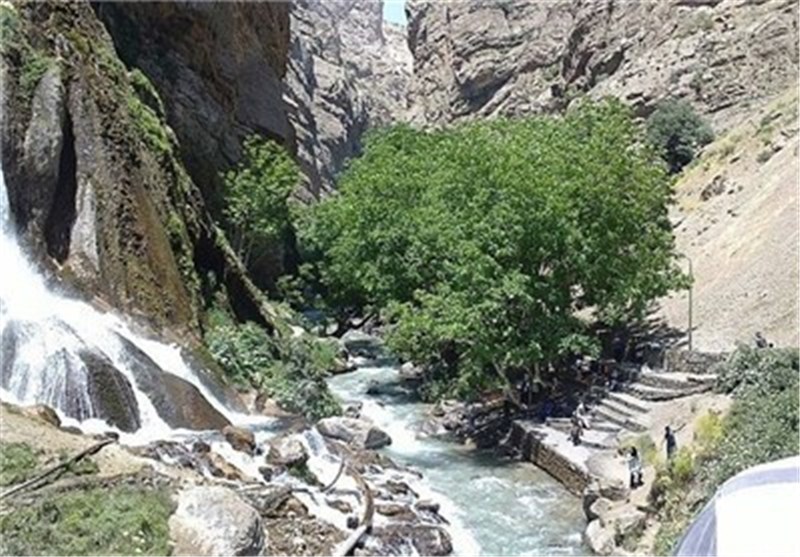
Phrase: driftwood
[
  {"left": 322, "top": 459, "right": 346, "bottom": 492},
  {"left": 0, "top": 438, "right": 115, "bottom": 501},
  {"left": 333, "top": 465, "right": 374, "bottom": 557}
]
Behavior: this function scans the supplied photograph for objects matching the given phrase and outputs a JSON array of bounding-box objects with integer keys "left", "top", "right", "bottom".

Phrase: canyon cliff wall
[
  {"left": 1, "top": 1, "right": 280, "bottom": 340},
  {"left": 285, "top": 0, "right": 412, "bottom": 198},
  {"left": 407, "top": 0, "right": 798, "bottom": 132}
]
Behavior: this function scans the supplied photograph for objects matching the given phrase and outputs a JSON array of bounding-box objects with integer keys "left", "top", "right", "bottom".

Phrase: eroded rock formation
[
  {"left": 285, "top": 0, "right": 412, "bottom": 198},
  {"left": 407, "top": 0, "right": 798, "bottom": 131}
]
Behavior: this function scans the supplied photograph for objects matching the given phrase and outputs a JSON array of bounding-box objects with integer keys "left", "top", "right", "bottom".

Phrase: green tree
[
  {"left": 646, "top": 98, "right": 714, "bottom": 173},
  {"left": 222, "top": 136, "right": 299, "bottom": 267},
  {"left": 302, "top": 100, "right": 685, "bottom": 400}
]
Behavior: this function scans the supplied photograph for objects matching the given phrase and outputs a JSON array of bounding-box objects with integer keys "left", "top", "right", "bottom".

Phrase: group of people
[{"left": 628, "top": 425, "right": 677, "bottom": 488}]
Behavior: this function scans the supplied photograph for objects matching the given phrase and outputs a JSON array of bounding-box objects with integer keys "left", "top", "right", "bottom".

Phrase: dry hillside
[{"left": 658, "top": 89, "right": 799, "bottom": 351}]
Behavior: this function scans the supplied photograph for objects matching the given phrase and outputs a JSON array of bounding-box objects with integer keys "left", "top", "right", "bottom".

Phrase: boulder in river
[
  {"left": 316, "top": 416, "right": 391, "bottom": 450},
  {"left": 169, "top": 485, "right": 266, "bottom": 556},
  {"left": 584, "top": 518, "right": 615, "bottom": 555},
  {"left": 370, "top": 524, "right": 453, "bottom": 556},
  {"left": 266, "top": 435, "right": 308, "bottom": 467},
  {"left": 222, "top": 425, "right": 256, "bottom": 455}
]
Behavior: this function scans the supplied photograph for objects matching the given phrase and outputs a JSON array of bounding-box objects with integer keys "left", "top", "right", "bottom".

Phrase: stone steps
[
  {"left": 596, "top": 397, "right": 646, "bottom": 421},
  {"left": 593, "top": 405, "right": 649, "bottom": 433},
  {"left": 547, "top": 417, "right": 621, "bottom": 434},
  {"left": 605, "top": 391, "right": 651, "bottom": 414},
  {"left": 624, "top": 382, "right": 708, "bottom": 402},
  {"left": 636, "top": 371, "right": 717, "bottom": 391}
]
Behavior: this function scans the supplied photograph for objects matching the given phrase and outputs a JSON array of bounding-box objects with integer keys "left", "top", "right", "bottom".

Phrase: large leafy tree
[{"left": 302, "top": 100, "right": 685, "bottom": 400}]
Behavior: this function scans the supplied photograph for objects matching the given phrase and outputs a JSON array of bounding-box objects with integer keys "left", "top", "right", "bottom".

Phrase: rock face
[
  {"left": 95, "top": 2, "right": 292, "bottom": 213},
  {"left": 316, "top": 416, "right": 392, "bottom": 450},
  {"left": 169, "top": 486, "right": 266, "bottom": 556},
  {"left": 407, "top": 0, "right": 799, "bottom": 132},
  {"left": 285, "top": 0, "right": 412, "bottom": 198},
  {"left": 1, "top": 2, "right": 281, "bottom": 335}
]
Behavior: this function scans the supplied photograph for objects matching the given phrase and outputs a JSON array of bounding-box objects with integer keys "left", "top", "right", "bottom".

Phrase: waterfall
[{"left": 0, "top": 164, "right": 247, "bottom": 442}]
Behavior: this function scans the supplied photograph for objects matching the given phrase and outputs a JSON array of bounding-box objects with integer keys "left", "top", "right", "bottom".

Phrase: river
[{"left": 327, "top": 364, "right": 586, "bottom": 556}]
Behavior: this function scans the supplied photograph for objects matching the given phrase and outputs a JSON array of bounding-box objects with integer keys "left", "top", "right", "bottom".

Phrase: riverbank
[{"left": 0, "top": 399, "right": 452, "bottom": 556}]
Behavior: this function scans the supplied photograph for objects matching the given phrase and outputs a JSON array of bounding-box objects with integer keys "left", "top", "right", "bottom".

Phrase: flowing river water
[{"left": 328, "top": 364, "right": 586, "bottom": 555}]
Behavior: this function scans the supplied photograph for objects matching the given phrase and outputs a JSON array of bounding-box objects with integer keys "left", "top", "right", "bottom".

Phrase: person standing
[
  {"left": 628, "top": 447, "right": 643, "bottom": 488},
  {"left": 664, "top": 425, "right": 677, "bottom": 461}
]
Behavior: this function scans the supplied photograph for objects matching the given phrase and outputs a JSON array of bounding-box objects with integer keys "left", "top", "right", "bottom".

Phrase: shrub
[
  {"left": 222, "top": 136, "right": 299, "bottom": 268},
  {"left": 0, "top": 442, "right": 39, "bottom": 486},
  {"left": 694, "top": 411, "right": 724, "bottom": 455},
  {"left": 671, "top": 447, "right": 696, "bottom": 485},
  {"left": 206, "top": 318, "right": 341, "bottom": 420},
  {"left": 646, "top": 99, "right": 714, "bottom": 173},
  {"left": 715, "top": 345, "right": 799, "bottom": 397}
]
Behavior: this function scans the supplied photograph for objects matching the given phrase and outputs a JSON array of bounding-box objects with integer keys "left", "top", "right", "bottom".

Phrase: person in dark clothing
[
  {"left": 664, "top": 425, "right": 677, "bottom": 461},
  {"left": 754, "top": 331, "right": 768, "bottom": 349},
  {"left": 628, "top": 447, "right": 643, "bottom": 488}
]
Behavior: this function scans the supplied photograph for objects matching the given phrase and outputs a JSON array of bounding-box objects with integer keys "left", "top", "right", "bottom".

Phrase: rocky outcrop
[
  {"left": 169, "top": 486, "right": 266, "bottom": 556},
  {"left": 407, "top": 0, "right": 798, "bottom": 132},
  {"left": 1, "top": 2, "right": 281, "bottom": 336},
  {"left": 95, "top": 2, "right": 292, "bottom": 214},
  {"left": 285, "top": 0, "right": 412, "bottom": 198}
]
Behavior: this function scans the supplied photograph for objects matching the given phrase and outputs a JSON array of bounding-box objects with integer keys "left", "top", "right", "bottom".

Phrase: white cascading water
[{"left": 0, "top": 163, "right": 249, "bottom": 443}]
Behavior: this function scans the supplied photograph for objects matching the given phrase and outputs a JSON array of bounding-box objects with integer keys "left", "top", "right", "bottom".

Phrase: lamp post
[{"left": 678, "top": 254, "right": 694, "bottom": 351}]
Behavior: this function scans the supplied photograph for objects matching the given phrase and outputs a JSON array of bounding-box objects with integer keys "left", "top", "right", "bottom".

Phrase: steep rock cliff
[
  {"left": 94, "top": 2, "right": 293, "bottom": 214},
  {"left": 407, "top": 0, "right": 798, "bottom": 132},
  {"left": 285, "top": 0, "right": 412, "bottom": 198},
  {"left": 1, "top": 1, "right": 279, "bottom": 340}
]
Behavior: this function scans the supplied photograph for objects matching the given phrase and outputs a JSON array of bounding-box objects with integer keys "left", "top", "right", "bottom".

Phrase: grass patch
[
  {"left": 287, "top": 462, "right": 320, "bottom": 486},
  {"left": 0, "top": 442, "right": 40, "bottom": 486},
  {"left": 0, "top": 485, "right": 174, "bottom": 555}
]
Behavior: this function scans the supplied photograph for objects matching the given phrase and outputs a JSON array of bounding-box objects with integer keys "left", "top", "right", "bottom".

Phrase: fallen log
[{"left": 0, "top": 438, "right": 115, "bottom": 501}]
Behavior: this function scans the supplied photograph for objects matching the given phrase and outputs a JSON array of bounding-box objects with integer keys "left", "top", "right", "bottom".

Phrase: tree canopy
[
  {"left": 301, "top": 100, "right": 685, "bottom": 400},
  {"left": 646, "top": 99, "right": 714, "bottom": 173},
  {"left": 222, "top": 136, "right": 299, "bottom": 268}
]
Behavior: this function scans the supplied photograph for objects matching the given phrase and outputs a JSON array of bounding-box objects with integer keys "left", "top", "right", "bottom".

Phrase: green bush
[
  {"left": 303, "top": 100, "right": 684, "bottom": 400},
  {"left": 646, "top": 99, "right": 714, "bottom": 173},
  {"left": 652, "top": 346, "right": 799, "bottom": 553},
  {"left": 206, "top": 318, "right": 340, "bottom": 420},
  {"left": 694, "top": 411, "right": 724, "bottom": 455},
  {"left": 715, "top": 345, "right": 799, "bottom": 397},
  {"left": 0, "top": 486, "right": 174, "bottom": 555}
]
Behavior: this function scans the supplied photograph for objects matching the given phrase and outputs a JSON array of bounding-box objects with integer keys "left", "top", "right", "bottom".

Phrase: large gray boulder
[
  {"left": 316, "top": 416, "right": 391, "bottom": 450},
  {"left": 169, "top": 486, "right": 265, "bottom": 556},
  {"left": 584, "top": 519, "right": 615, "bottom": 556},
  {"left": 266, "top": 435, "right": 308, "bottom": 467}
]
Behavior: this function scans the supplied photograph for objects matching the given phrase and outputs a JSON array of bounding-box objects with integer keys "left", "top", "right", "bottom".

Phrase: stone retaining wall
[
  {"left": 663, "top": 349, "right": 728, "bottom": 375},
  {"left": 509, "top": 422, "right": 590, "bottom": 496}
]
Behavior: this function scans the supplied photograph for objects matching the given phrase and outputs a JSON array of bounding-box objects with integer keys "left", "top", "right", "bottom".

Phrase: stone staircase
[{"left": 513, "top": 356, "right": 721, "bottom": 496}]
